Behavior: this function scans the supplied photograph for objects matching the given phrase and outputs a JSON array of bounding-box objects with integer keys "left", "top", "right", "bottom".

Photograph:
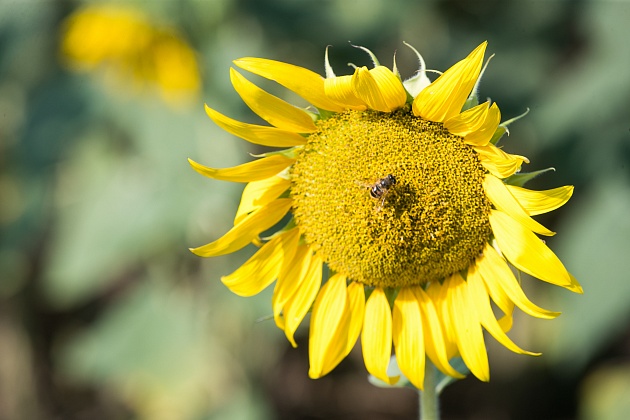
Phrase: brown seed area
[{"left": 290, "top": 108, "right": 492, "bottom": 288}]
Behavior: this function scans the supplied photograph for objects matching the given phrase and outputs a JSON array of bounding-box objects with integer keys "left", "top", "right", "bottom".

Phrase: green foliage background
[{"left": 1, "top": 0, "right": 629, "bottom": 419}]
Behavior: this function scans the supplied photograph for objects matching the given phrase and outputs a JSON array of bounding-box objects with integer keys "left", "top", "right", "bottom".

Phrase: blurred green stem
[{"left": 419, "top": 359, "right": 439, "bottom": 420}]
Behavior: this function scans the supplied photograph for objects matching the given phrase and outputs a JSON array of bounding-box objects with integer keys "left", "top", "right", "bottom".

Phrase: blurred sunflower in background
[
  {"left": 189, "top": 42, "right": 582, "bottom": 389},
  {"left": 60, "top": 4, "right": 200, "bottom": 106}
]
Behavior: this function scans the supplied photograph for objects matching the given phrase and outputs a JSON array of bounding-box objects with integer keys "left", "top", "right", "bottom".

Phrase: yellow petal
[
  {"left": 309, "top": 274, "right": 350, "bottom": 378},
  {"left": 392, "top": 287, "right": 425, "bottom": 389},
  {"left": 444, "top": 101, "right": 489, "bottom": 136},
  {"left": 413, "top": 42, "right": 487, "bottom": 122},
  {"left": 446, "top": 273, "right": 490, "bottom": 382},
  {"left": 233, "top": 57, "right": 346, "bottom": 112},
  {"left": 478, "top": 243, "right": 560, "bottom": 319},
  {"left": 365, "top": 66, "right": 407, "bottom": 111},
  {"left": 414, "top": 287, "right": 464, "bottom": 379},
  {"left": 475, "top": 144, "right": 528, "bottom": 178},
  {"left": 362, "top": 288, "right": 399, "bottom": 385},
  {"left": 324, "top": 74, "right": 367, "bottom": 110},
  {"left": 345, "top": 281, "right": 366, "bottom": 355},
  {"left": 489, "top": 209, "right": 581, "bottom": 292},
  {"left": 483, "top": 174, "right": 555, "bottom": 236},
  {"left": 190, "top": 198, "right": 292, "bottom": 257},
  {"left": 283, "top": 253, "right": 322, "bottom": 347},
  {"left": 506, "top": 184, "right": 574, "bottom": 216},
  {"left": 425, "top": 281, "right": 457, "bottom": 359},
  {"left": 188, "top": 154, "right": 294, "bottom": 183},
  {"left": 467, "top": 265, "right": 539, "bottom": 356},
  {"left": 351, "top": 67, "right": 390, "bottom": 112},
  {"left": 205, "top": 104, "right": 306, "bottom": 147},
  {"left": 235, "top": 176, "right": 291, "bottom": 224},
  {"left": 230, "top": 68, "right": 317, "bottom": 133},
  {"left": 272, "top": 244, "right": 311, "bottom": 331},
  {"left": 463, "top": 102, "right": 501, "bottom": 147},
  {"left": 221, "top": 228, "right": 299, "bottom": 296}
]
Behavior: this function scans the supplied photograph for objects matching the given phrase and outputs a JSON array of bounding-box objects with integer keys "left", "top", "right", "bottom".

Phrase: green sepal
[
  {"left": 316, "top": 107, "right": 335, "bottom": 121},
  {"left": 505, "top": 167, "right": 556, "bottom": 187},
  {"left": 435, "top": 357, "right": 469, "bottom": 395},
  {"left": 368, "top": 355, "right": 408, "bottom": 388},
  {"left": 492, "top": 108, "right": 530, "bottom": 145}
]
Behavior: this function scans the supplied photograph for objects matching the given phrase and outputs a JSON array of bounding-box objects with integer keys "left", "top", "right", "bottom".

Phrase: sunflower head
[{"left": 189, "top": 41, "right": 582, "bottom": 389}]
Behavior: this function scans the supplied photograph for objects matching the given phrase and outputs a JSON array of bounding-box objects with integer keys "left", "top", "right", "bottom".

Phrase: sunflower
[
  {"left": 61, "top": 5, "right": 200, "bottom": 105},
  {"left": 189, "top": 42, "right": 582, "bottom": 389}
]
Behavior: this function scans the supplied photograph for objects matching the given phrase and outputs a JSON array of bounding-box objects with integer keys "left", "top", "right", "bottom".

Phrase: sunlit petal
[
  {"left": 221, "top": 228, "right": 299, "bottom": 296},
  {"left": 446, "top": 273, "right": 490, "bottom": 382},
  {"left": 233, "top": 57, "right": 346, "bottom": 112},
  {"left": 467, "top": 265, "right": 539, "bottom": 356},
  {"left": 362, "top": 288, "right": 399, "bottom": 385},
  {"left": 309, "top": 274, "right": 350, "bottom": 378},
  {"left": 324, "top": 74, "right": 367, "bottom": 110},
  {"left": 478, "top": 243, "right": 560, "bottom": 319},
  {"left": 463, "top": 102, "right": 501, "bottom": 146},
  {"left": 283, "top": 253, "right": 323, "bottom": 347},
  {"left": 352, "top": 67, "right": 390, "bottom": 112},
  {"left": 444, "top": 101, "right": 489, "bottom": 136},
  {"left": 475, "top": 144, "right": 529, "bottom": 178},
  {"left": 368, "top": 66, "right": 407, "bottom": 110},
  {"left": 190, "top": 198, "right": 292, "bottom": 257},
  {"left": 392, "top": 287, "right": 425, "bottom": 389},
  {"left": 272, "top": 245, "right": 311, "bottom": 331},
  {"left": 414, "top": 287, "right": 464, "bottom": 379},
  {"left": 507, "top": 184, "right": 574, "bottom": 216},
  {"left": 235, "top": 176, "right": 291, "bottom": 224},
  {"left": 484, "top": 174, "right": 555, "bottom": 236},
  {"left": 205, "top": 105, "right": 306, "bottom": 147},
  {"left": 413, "top": 42, "right": 487, "bottom": 122},
  {"left": 490, "top": 210, "right": 582, "bottom": 293},
  {"left": 345, "top": 281, "right": 366, "bottom": 355},
  {"left": 188, "top": 155, "right": 294, "bottom": 183},
  {"left": 230, "top": 68, "right": 317, "bottom": 133}
]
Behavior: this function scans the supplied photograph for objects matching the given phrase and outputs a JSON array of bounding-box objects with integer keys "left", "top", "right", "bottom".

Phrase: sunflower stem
[{"left": 419, "top": 359, "right": 440, "bottom": 420}]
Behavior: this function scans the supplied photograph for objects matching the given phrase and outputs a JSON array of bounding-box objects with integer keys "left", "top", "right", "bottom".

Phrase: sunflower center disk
[{"left": 290, "top": 109, "right": 492, "bottom": 288}]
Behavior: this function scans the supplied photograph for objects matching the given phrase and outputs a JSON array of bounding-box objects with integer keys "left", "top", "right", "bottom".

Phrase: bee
[{"left": 361, "top": 174, "right": 396, "bottom": 210}]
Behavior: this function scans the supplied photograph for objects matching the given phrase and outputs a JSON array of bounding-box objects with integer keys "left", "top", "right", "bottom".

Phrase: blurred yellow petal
[
  {"left": 309, "top": 274, "right": 350, "bottom": 378},
  {"left": 362, "top": 288, "right": 399, "bottom": 385},
  {"left": 233, "top": 57, "right": 346, "bottom": 112},
  {"left": 392, "top": 287, "right": 425, "bottom": 389},
  {"left": 352, "top": 67, "right": 390, "bottom": 112},
  {"left": 205, "top": 105, "right": 307, "bottom": 148},
  {"left": 414, "top": 287, "right": 464, "bottom": 379},
  {"left": 235, "top": 176, "right": 291, "bottom": 224},
  {"left": 507, "top": 184, "right": 574, "bottom": 216},
  {"left": 272, "top": 245, "right": 311, "bottom": 331},
  {"left": 484, "top": 174, "right": 555, "bottom": 236},
  {"left": 188, "top": 155, "right": 294, "bottom": 183},
  {"left": 324, "top": 74, "right": 367, "bottom": 110},
  {"left": 490, "top": 210, "right": 582, "bottom": 292},
  {"left": 413, "top": 42, "right": 487, "bottom": 122},
  {"left": 284, "top": 253, "right": 323, "bottom": 347},
  {"left": 446, "top": 273, "right": 489, "bottom": 382},
  {"left": 467, "top": 266, "right": 539, "bottom": 356},
  {"left": 478, "top": 243, "right": 560, "bottom": 319},
  {"left": 221, "top": 228, "right": 299, "bottom": 296},
  {"left": 190, "top": 198, "right": 292, "bottom": 257},
  {"left": 230, "top": 68, "right": 317, "bottom": 133}
]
